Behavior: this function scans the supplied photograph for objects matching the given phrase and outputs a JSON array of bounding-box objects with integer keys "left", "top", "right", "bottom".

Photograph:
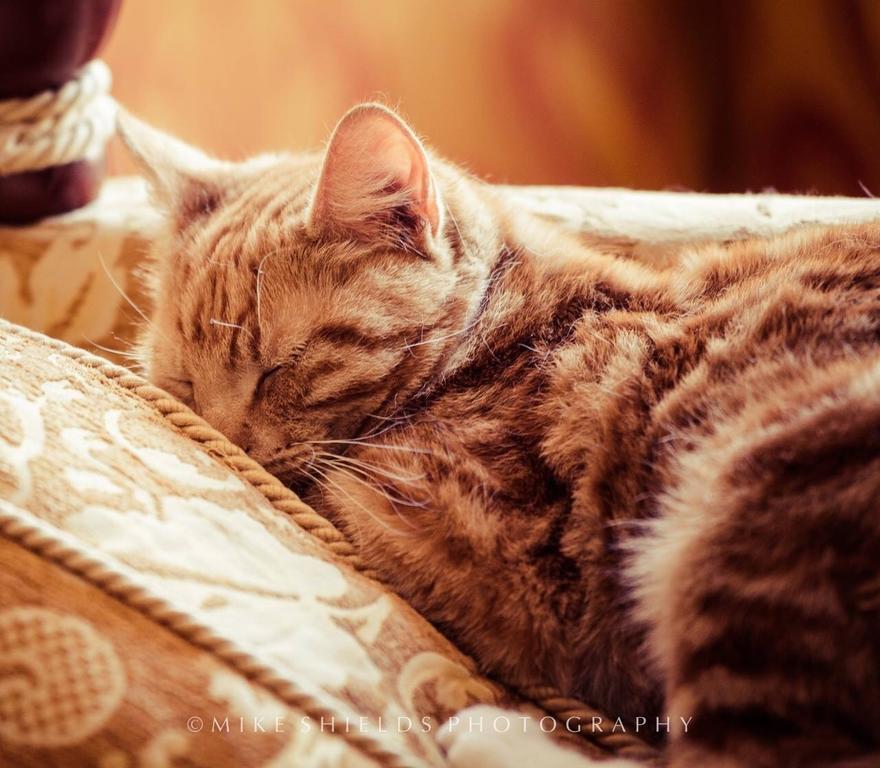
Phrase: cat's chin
[{"left": 268, "top": 468, "right": 315, "bottom": 502}]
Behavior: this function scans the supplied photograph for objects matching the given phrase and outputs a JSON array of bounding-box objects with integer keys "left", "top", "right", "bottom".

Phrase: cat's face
[{"left": 122, "top": 104, "right": 463, "bottom": 486}]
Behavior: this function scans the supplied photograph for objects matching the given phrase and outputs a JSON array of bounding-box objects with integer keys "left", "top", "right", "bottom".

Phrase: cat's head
[{"left": 121, "top": 103, "right": 488, "bottom": 485}]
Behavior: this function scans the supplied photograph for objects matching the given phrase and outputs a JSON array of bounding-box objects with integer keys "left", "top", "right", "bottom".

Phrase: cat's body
[
  {"left": 310, "top": 197, "right": 880, "bottom": 767},
  {"left": 124, "top": 105, "right": 880, "bottom": 767}
]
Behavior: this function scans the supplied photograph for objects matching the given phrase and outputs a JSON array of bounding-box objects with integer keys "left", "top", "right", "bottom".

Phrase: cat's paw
[{"left": 437, "top": 705, "right": 609, "bottom": 768}]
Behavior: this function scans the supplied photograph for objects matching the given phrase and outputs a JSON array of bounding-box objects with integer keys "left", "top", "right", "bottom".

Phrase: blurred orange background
[{"left": 104, "top": 0, "right": 880, "bottom": 195}]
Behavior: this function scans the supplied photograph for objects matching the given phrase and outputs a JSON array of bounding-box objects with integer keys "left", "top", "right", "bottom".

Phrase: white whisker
[
  {"left": 98, "top": 252, "right": 170, "bottom": 343},
  {"left": 84, "top": 337, "right": 141, "bottom": 360},
  {"left": 317, "top": 451, "right": 425, "bottom": 485},
  {"left": 305, "top": 438, "right": 433, "bottom": 455},
  {"left": 307, "top": 461, "right": 403, "bottom": 533},
  {"left": 209, "top": 318, "right": 244, "bottom": 330},
  {"left": 355, "top": 416, "right": 412, "bottom": 441},
  {"left": 314, "top": 459, "right": 425, "bottom": 524},
  {"left": 255, "top": 248, "right": 282, "bottom": 337},
  {"left": 299, "top": 464, "right": 369, "bottom": 542}
]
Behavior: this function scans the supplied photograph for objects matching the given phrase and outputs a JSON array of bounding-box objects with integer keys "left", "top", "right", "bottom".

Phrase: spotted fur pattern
[{"left": 124, "top": 105, "right": 880, "bottom": 767}]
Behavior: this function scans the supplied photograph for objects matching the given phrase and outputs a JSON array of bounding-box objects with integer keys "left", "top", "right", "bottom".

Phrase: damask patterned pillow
[{"left": 0, "top": 319, "right": 645, "bottom": 767}]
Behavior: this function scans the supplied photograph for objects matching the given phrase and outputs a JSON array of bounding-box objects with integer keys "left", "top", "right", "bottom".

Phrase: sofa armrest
[{"left": 3, "top": 176, "right": 879, "bottom": 365}]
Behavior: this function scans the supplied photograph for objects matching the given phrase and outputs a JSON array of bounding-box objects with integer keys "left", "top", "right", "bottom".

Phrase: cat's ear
[
  {"left": 117, "top": 109, "right": 227, "bottom": 228},
  {"left": 308, "top": 103, "right": 443, "bottom": 245}
]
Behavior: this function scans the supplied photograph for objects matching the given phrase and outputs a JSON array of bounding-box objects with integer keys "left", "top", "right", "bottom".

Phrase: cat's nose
[
  {"left": 231, "top": 430, "right": 255, "bottom": 455},
  {"left": 199, "top": 404, "right": 252, "bottom": 450}
]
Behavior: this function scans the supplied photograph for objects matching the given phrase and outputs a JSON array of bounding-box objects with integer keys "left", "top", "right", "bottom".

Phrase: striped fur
[{"left": 126, "top": 106, "right": 880, "bottom": 767}]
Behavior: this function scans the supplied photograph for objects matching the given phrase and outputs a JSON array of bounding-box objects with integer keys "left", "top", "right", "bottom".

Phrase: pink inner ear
[
  {"left": 371, "top": 129, "right": 420, "bottom": 188},
  {"left": 313, "top": 106, "right": 441, "bottom": 236}
]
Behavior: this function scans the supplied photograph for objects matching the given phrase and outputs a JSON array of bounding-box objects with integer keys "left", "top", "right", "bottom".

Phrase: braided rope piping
[
  {"left": 1, "top": 319, "right": 658, "bottom": 762},
  {"left": 0, "top": 60, "right": 116, "bottom": 175}
]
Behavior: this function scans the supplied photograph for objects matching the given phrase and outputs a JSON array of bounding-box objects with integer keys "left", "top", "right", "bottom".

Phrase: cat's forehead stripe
[{"left": 176, "top": 172, "right": 305, "bottom": 361}]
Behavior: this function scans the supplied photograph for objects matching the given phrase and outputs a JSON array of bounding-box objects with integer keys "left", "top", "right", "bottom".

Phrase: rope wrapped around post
[{"left": 0, "top": 59, "right": 117, "bottom": 176}]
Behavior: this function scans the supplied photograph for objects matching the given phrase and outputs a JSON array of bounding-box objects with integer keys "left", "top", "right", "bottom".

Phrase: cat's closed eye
[
  {"left": 257, "top": 341, "right": 312, "bottom": 396},
  {"left": 257, "top": 364, "right": 284, "bottom": 394},
  {"left": 165, "top": 378, "right": 195, "bottom": 406}
]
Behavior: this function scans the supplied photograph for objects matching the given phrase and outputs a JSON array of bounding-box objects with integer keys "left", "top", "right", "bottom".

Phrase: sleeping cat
[{"left": 121, "top": 104, "right": 880, "bottom": 768}]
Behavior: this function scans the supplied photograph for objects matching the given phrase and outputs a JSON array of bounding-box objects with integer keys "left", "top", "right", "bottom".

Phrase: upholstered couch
[{"left": 2, "top": 178, "right": 878, "bottom": 767}]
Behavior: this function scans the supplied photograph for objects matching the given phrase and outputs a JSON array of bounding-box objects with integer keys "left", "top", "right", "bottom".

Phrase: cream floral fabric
[
  {"left": 0, "top": 322, "right": 590, "bottom": 767},
  {"left": 0, "top": 179, "right": 160, "bottom": 367}
]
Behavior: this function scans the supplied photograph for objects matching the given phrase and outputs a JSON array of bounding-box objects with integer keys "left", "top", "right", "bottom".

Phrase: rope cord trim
[
  {"left": 0, "top": 60, "right": 116, "bottom": 175},
  {"left": 1, "top": 319, "right": 657, "bottom": 761}
]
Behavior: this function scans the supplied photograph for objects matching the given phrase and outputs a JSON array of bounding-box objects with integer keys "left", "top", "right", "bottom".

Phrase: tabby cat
[{"left": 122, "top": 104, "right": 880, "bottom": 768}]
